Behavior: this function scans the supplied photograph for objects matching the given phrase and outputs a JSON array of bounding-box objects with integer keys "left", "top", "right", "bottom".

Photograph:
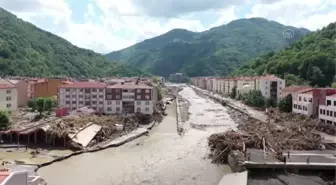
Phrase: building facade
[
  {"left": 7, "top": 80, "right": 28, "bottom": 107},
  {"left": 28, "top": 78, "right": 71, "bottom": 99},
  {"left": 319, "top": 94, "right": 336, "bottom": 126},
  {"left": 58, "top": 82, "right": 156, "bottom": 115},
  {"left": 0, "top": 84, "right": 18, "bottom": 111}
]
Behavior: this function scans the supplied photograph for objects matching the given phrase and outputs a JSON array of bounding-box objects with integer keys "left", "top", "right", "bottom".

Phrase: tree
[
  {"left": 0, "top": 110, "right": 10, "bottom": 129},
  {"left": 230, "top": 86, "right": 237, "bottom": 99},
  {"left": 278, "top": 94, "right": 293, "bottom": 113},
  {"left": 155, "top": 86, "right": 163, "bottom": 101},
  {"left": 36, "top": 97, "right": 46, "bottom": 116},
  {"left": 45, "top": 97, "right": 53, "bottom": 114},
  {"left": 246, "top": 90, "right": 265, "bottom": 108},
  {"left": 27, "top": 98, "right": 37, "bottom": 112},
  {"left": 265, "top": 98, "right": 277, "bottom": 108}
]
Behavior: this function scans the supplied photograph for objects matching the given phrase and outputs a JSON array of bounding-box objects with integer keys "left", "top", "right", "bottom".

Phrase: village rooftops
[{"left": 58, "top": 82, "right": 107, "bottom": 88}]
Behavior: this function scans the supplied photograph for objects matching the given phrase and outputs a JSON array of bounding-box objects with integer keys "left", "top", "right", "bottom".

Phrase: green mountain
[
  {"left": 0, "top": 8, "right": 146, "bottom": 78},
  {"left": 106, "top": 18, "right": 310, "bottom": 77},
  {"left": 233, "top": 22, "right": 336, "bottom": 87}
]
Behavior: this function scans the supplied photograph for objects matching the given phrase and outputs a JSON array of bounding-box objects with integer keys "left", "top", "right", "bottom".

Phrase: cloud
[{"left": 0, "top": 0, "right": 335, "bottom": 54}]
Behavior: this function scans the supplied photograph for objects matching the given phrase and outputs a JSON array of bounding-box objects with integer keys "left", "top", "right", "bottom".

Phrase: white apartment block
[
  {"left": 293, "top": 91, "right": 314, "bottom": 117},
  {"left": 319, "top": 94, "right": 336, "bottom": 126},
  {"left": 58, "top": 82, "right": 156, "bottom": 115},
  {"left": 0, "top": 84, "right": 18, "bottom": 111},
  {"left": 257, "top": 75, "right": 285, "bottom": 100}
]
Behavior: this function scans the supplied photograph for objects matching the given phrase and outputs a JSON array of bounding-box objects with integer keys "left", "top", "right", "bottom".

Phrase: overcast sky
[{"left": 1, "top": 0, "right": 335, "bottom": 53}]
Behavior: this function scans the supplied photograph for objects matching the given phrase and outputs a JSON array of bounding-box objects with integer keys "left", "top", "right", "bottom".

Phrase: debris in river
[{"left": 208, "top": 108, "right": 335, "bottom": 163}]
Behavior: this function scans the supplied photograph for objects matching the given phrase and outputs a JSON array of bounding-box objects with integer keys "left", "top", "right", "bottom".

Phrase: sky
[{"left": 0, "top": 0, "right": 335, "bottom": 54}]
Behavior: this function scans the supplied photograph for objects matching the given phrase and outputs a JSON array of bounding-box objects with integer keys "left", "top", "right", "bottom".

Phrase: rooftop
[
  {"left": 108, "top": 82, "right": 153, "bottom": 89},
  {"left": 59, "top": 82, "right": 107, "bottom": 88},
  {"left": 281, "top": 85, "right": 312, "bottom": 92},
  {"left": 0, "top": 83, "right": 16, "bottom": 89}
]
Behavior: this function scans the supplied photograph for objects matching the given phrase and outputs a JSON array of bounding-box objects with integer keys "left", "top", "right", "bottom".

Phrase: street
[{"left": 38, "top": 86, "right": 237, "bottom": 185}]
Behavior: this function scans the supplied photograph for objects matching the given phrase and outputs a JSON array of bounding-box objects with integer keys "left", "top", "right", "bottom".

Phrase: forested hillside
[
  {"left": 107, "top": 18, "right": 310, "bottom": 77},
  {"left": 0, "top": 8, "right": 146, "bottom": 78},
  {"left": 233, "top": 22, "right": 336, "bottom": 87}
]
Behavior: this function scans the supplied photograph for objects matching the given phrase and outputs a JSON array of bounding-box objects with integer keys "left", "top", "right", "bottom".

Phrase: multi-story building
[
  {"left": 58, "top": 81, "right": 156, "bottom": 115},
  {"left": 256, "top": 75, "right": 285, "bottom": 100},
  {"left": 28, "top": 78, "right": 71, "bottom": 99},
  {"left": 293, "top": 88, "right": 336, "bottom": 118},
  {"left": 0, "top": 83, "right": 18, "bottom": 111},
  {"left": 6, "top": 79, "right": 28, "bottom": 107},
  {"left": 319, "top": 94, "right": 336, "bottom": 126},
  {"left": 280, "top": 85, "right": 311, "bottom": 100},
  {"left": 58, "top": 82, "right": 106, "bottom": 113}
]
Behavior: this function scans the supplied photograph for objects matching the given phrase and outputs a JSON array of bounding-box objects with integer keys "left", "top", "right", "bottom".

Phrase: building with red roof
[{"left": 0, "top": 82, "right": 18, "bottom": 111}]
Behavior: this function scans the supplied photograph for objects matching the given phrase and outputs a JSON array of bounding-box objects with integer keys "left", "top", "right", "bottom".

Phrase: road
[{"left": 38, "top": 86, "right": 237, "bottom": 185}]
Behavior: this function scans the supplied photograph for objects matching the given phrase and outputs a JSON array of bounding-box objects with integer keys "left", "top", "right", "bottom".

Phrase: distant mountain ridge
[
  {"left": 106, "top": 18, "right": 310, "bottom": 77},
  {"left": 0, "top": 7, "right": 146, "bottom": 78}
]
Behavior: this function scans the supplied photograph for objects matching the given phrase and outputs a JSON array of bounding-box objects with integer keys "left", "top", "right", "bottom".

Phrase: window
[
  {"left": 334, "top": 101, "right": 336, "bottom": 106},
  {"left": 106, "top": 88, "right": 112, "bottom": 93},
  {"left": 99, "top": 89, "right": 103, "bottom": 92},
  {"left": 92, "top": 89, "right": 97, "bottom": 92},
  {"left": 79, "top": 95, "right": 83, "bottom": 98},
  {"left": 323, "top": 110, "right": 325, "bottom": 115},
  {"left": 107, "top": 101, "right": 112, "bottom": 105},
  {"left": 85, "top": 89, "right": 91, "bottom": 93},
  {"left": 106, "top": 95, "right": 112, "bottom": 99},
  {"left": 72, "top": 95, "right": 76, "bottom": 98},
  {"left": 92, "top": 95, "right": 97, "bottom": 98},
  {"left": 6, "top": 96, "right": 11, "bottom": 101},
  {"left": 294, "top": 104, "right": 297, "bottom": 109},
  {"left": 6, "top": 103, "right": 11, "bottom": 108},
  {"left": 65, "top": 89, "right": 70, "bottom": 92},
  {"left": 72, "top": 107, "right": 76, "bottom": 110},
  {"left": 66, "top": 101, "right": 70, "bottom": 104},
  {"left": 137, "top": 108, "right": 141, "bottom": 112},
  {"left": 107, "top": 107, "right": 112, "bottom": 111},
  {"left": 137, "top": 101, "right": 141, "bottom": 105},
  {"left": 327, "top": 100, "right": 331, "bottom": 106},
  {"left": 92, "top": 101, "right": 97, "bottom": 104},
  {"left": 66, "top": 95, "right": 70, "bottom": 98},
  {"left": 99, "top": 95, "right": 104, "bottom": 98},
  {"left": 145, "top": 95, "right": 150, "bottom": 100},
  {"left": 123, "top": 89, "right": 128, "bottom": 92},
  {"left": 320, "top": 109, "right": 322, "bottom": 114},
  {"left": 116, "top": 107, "right": 120, "bottom": 112},
  {"left": 129, "top": 95, "right": 134, "bottom": 99},
  {"left": 116, "top": 95, "right": 120, "bottom": 99},
  {"left": 145, "top": 89, "right": 150, "bottom": 93},
  {"left": 99, "top": 101, "right": 103, "bottom": 105},
  {"left": 79, "top": 101, "right": 83, "bottom": 104},
  {"left": 145, "top": 107, "right": 149, "bottom": 112},
  {"left": 137, "top": 89, "right": 141, "bottom": 93},
  {"left": 304, "top": 98, "right": 307, "bottom": 102},
  {"left": 137, "top": 95, "right": 141, "bottom": 100},
  {"left": 116, "top": 89, "right": 120, "bottom": 93},
  {"left": 334, "top": 112, "right": 336, "bottom": 117},
  {"left": 72, "top": 101, "right": 76, "bottom": 104},
  {"left": 309, "top": 99, "right": 312, "bottom": 103},
  {"left": 80, "top": 89, "right": 83, "bottom": 92},
  {"left": 145, "top": 101, "right": 150, "bottom": 105},
  {"left": 85, "top": 101, "right": 90, "bottom": 106},
  {"left": 327, "top": 110, "right": 330, "bottom": 116},
  {"left": 116, "top": 101, "right": 120, "bottom": 105},
  {"left": 299, "top": 97, "right": 302, "bottom": 101},
  {"left": 92, "top": 107, "right": 97, "bottom": 110}
]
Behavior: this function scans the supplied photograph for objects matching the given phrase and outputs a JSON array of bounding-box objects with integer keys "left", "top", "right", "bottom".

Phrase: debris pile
[{"left": 208, "top": 108, "right": 335, "bottom": 163}]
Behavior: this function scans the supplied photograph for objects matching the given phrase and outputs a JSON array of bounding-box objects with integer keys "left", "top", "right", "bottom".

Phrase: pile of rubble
[{"left": 208, "top": 108, "right": 335, "bottom": 163}]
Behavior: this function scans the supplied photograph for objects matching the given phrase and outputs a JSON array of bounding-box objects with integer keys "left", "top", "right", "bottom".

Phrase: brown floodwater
[{"left": 38, "top": 86, "right": 236, "bottom": 185}]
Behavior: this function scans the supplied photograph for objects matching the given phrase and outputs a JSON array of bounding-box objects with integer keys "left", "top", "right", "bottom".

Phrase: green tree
[
  {"left": 36, "top": 97, "right": 46, "bottom": 116},
  {"left": 278, "top": 94, "right": 293, "bottom": 113},
  {"left": 27, "top": 98, "right": 37, "bottom": 112},
  {"left": 230, "top": 86, "right": 237, "bottom": 99},
  {"left": 265, "top": 98, "right": 277, "bottom": 108},
  {"left": 0, "top": 110, "right": 10, "bottom": 129},
  {"left": 246, "top": 90, "right": 265, "bottom": 107},
  {"left": 155, "top": 86, "right": 163, "bottom": 101},
  {"left": 45, "top": 97, "right": 53, "bottom": 114}
]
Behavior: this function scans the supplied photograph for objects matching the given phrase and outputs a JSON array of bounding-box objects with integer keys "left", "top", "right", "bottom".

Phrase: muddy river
[{"left": 39, "top": 86, "right": 237, "bottom": 185}]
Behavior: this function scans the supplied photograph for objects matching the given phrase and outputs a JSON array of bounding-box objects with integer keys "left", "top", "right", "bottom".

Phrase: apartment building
[
  {"left": 319, "top": 94, "right": 336, "bottom": 126},
  {"left": 257, "top": 75, "right": 285, "bottom": 100},
  {"left": 280, "top": 85, "right": 311, "bottom": 100},
  {"left": 28, "top": 78, "right": 71, "bottom": 99},
  {"left": 58, "top": 82, "right": 107, "bottom": 113},
  {"left": 0, "top": 84, "right": 18, "bottom": 111},
  {"left": 236, "top": 77, "right": 258, "bottom": 95},
  {"left": 292, "top": 88, "right": 336, "bottom": 118},
  {"left": 7, "top": 79, "right": 28, "bottom": 107},
  {"left": 58, "top": 81, "right": 156, "bottom": 115}
]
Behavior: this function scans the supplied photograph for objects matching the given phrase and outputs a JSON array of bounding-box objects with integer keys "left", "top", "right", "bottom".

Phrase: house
[
  {"left": 319, "top": 94, "right": 336, "bottom": 126},
  {"left": 0, "top": 84, "right": 18, "bottom": 111}
]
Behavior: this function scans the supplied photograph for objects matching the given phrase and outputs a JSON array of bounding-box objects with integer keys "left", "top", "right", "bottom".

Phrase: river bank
[{"left": 38, "top": 86, "right": 236, "bottom": 185}]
